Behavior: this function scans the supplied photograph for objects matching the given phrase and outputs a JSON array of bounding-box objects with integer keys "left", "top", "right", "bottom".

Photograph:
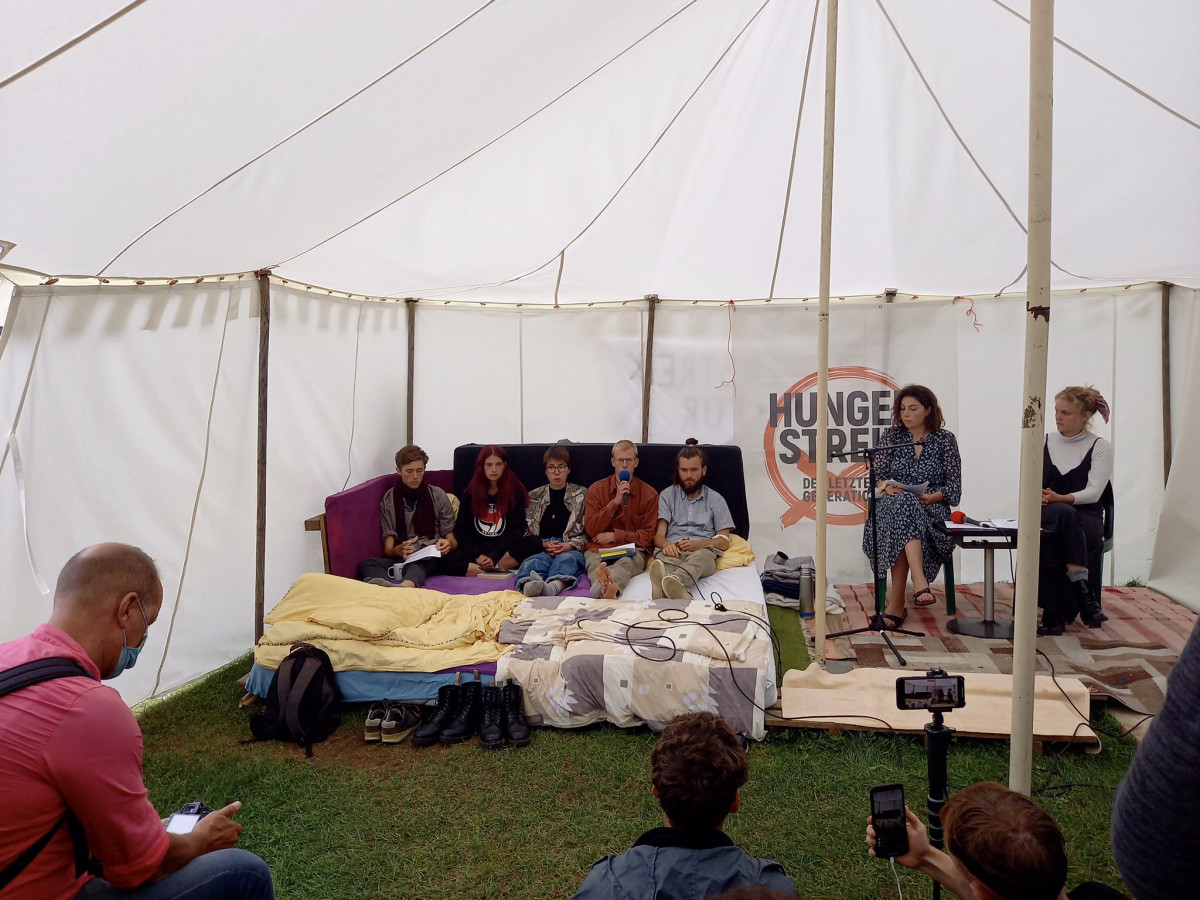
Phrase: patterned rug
[{"left": 811, "top": 583, "right": 1195, "bottom": 715}]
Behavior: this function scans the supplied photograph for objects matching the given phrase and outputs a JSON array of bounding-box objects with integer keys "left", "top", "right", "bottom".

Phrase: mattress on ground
[
  {"left": 245, "top": 663, "right": 496, "bottom": 702},
  {"left": 496, "top": 564, "right": 776, "bottom": 740},
  {"left": 251, "top": 571, "right": 520, "bottom": 679}
]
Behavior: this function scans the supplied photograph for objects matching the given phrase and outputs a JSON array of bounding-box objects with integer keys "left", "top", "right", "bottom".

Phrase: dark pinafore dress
[{"left": 1038, "top": 437, "right": 1106, "bottom": 621}]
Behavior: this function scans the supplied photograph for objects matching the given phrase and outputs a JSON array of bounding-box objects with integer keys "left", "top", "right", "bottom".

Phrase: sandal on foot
[
  {"left": 883, "top": 609, "right": 908, "bottom": 630},
  {"left": 913, "top": 588, "right": 936, "bottom": 607}
]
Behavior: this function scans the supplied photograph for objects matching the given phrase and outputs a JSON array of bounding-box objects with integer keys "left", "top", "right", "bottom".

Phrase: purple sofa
[{"left": 318, "top": 469, "right": 455, "bottom": 579}]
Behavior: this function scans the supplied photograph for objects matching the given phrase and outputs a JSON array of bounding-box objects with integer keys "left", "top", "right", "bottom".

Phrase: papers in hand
[
  {"left": 404, "top": 543, "right": 442, "bottom": 564},
  {"left": 876, "top": 480, "right": 928, "bottom": 497}
]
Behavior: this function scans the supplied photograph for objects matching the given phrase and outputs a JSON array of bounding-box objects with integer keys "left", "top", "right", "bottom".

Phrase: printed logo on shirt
[
  {"left": 764, "top": 367, "right": 899, "bottom": 527},
  {"left": 475, "top": 501, "right": 505, "bottom": 537}
]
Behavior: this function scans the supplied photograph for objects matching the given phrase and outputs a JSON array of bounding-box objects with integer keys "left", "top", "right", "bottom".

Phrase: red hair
[{"left": 464, "top": 445, "right": 528, "bottom": 514}]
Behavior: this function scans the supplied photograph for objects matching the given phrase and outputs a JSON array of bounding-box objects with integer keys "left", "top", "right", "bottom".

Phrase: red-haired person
[{"left": 451, "top": 446, "right": 541, "bottom": 576}]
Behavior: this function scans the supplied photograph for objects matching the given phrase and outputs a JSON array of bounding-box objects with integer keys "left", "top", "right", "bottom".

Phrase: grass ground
[{"left": 138, "top": 612, "right": 1134, "bottom": 900}]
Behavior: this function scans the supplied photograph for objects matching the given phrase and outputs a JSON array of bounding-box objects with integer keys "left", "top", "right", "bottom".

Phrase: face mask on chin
[{"left": 105, "top": 597, "right": 150, "bottom": 680}]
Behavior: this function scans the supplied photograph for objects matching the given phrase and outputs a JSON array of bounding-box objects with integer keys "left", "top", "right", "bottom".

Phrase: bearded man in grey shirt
[{"left": 649, "top": 440, "right": 734, "bottom": 601}]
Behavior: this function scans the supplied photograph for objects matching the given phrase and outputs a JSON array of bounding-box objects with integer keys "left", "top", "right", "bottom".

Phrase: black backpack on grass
[{"left": 248, "top": 643, "right": 341, "bottom": 756}]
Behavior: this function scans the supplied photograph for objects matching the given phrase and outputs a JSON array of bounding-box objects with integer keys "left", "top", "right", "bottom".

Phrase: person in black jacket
[{"left": 450, "top": 445, "right": 540, "bottom": 576}]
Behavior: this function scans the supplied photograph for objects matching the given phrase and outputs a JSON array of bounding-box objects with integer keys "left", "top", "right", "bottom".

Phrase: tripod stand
[
  {"left": 923, "top": 684, "right": 955, "bottom": 900},
  {"left": 827, "top": 440, "right": 924, "bottom": 666}
]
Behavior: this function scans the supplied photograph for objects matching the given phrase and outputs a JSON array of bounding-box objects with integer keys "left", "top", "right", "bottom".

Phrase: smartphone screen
[
  {"left": 896, "top": 674, "right": 966, "bottom": 710},
  {"left": 870, "top": 783, "right": 909, "bottom": 858}
]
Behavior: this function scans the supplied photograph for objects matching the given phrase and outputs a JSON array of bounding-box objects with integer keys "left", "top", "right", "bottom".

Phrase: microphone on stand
[
  {"left": 619, "top": 469, "right": 631, "bottom": 514},
  {"left": 950, "top": 510, "right": 986, "bottom": 527}
]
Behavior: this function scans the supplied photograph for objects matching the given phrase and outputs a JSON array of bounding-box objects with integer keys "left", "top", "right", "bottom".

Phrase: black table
[{"left": 936, "top": 522, "right": 1018, "bottom": 640}]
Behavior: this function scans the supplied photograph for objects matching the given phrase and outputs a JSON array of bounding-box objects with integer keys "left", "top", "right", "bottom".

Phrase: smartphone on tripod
[{"left": 870, "top": 783, "right": 909, "bottom": 858}]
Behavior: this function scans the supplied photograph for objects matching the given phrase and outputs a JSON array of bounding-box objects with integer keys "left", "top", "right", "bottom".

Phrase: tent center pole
[
  {"left": 254, "top": 270, "right": 271, "bottom": 642},
  {"left": 1161, "top": 281, "right": 1172, "bottom": 483},
  {"left": 641, "top": 295, "right": 658, "bottom": 443},
  {"left": 813, "top": 0, "right": 839, "bottom": 665},
  {"left": 1009, "top": 0, "right": 1055, "bottom": 796},
  {"left": 406, "top": 298, "right": 417, "bottom": 445}
]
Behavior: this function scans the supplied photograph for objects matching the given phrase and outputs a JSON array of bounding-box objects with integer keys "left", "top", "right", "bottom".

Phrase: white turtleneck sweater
[{"left": 1045, "top": 430, "right": 1112, "bottom": 505}]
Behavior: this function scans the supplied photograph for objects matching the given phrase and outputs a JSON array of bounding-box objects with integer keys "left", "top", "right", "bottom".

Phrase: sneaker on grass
[
  {"left": 364, "top": 702, "right": 387, "bottom": 742},
  {"left": 381, "top": 703, "right": 422, "bottom": 744}
]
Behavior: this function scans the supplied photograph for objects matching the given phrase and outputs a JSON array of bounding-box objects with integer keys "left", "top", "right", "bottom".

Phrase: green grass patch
[
  {"left": 138, "top": 655, "right": 1134, "bottom": 899},
  {"left": 767, "top": 603, "right": 811, "bottom": 674}
]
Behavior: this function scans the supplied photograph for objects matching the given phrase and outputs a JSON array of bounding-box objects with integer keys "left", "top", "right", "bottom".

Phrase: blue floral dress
[{"left": 862, "top": 426, "right": 962, "bottom": 581}]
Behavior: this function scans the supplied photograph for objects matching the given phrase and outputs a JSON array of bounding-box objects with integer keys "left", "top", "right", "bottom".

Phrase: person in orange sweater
[{"left": 583, "top": 439, "right": 659, "bottom": 599}]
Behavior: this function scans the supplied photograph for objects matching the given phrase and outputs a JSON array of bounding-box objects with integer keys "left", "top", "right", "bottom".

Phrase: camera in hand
[
  {"left": 165, "top": 801, "right": 213, "bottom": 835},
  {"left": 896, "top": 670, "right": 965, "bottom": 711},
  {"left": 869, "top": 783, "right": 909, "bottom": 858}
]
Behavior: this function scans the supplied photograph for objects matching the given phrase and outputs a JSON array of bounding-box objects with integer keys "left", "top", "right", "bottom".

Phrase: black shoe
[
  {"left": 479, "top": 685, "right": 504, "bottom": 750},
  {"left": 413, "top": 684, "right": 459, "bottom": 747},
  {"left": 1079, "top": 600, "right": 1109, "bottom": 628},
  {"left": 1073, "top": 579, "right": 1108, "bottom": 628},
  {"left": 439, "top": 681, "right": 482, "bottom": 744},
  {"left": 501, "top": 682, "right": 531, "bottom": 748},
  {"left": 1037, "top": 617, "right": 1065, "bottom": 637}
]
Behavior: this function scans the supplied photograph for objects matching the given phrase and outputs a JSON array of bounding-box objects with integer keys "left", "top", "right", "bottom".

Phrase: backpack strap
[
  {"left": 0, "top": 657, "right": 97, "bottom": 889},
  {"left": 0, "top": 815, "right": 67, "bottom": 891},
  {"left": 0, "top": 657, "right": 93, "bottom": 698},
  {"left": 283, "top": 658, "right": 322, "bottom": 757}
]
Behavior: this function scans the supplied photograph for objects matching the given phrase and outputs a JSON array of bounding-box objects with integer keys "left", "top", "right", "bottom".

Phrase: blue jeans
[
  {"left": 515, "top": 549, "right": 585, "bottom": 590},
  {"left": 75, "top": 849, "right": 274, "bottom": 900}
]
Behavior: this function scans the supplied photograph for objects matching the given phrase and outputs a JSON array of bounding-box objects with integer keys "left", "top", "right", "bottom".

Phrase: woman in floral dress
[{"left": 862, "top": 385, "right": 961, "bottom": 627}]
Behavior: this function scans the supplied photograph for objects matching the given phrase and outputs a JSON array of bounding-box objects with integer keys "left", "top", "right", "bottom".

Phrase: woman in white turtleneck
[{"left": 1037, "top": 385, "right": 1112, "bottom": 635}]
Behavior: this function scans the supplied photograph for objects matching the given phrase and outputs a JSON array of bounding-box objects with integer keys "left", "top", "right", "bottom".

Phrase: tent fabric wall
[
  {"left": 3, "top": 2, "right": 1198, "bottom": 299},
  {"left": 0, "top": 283, "right": 260, "bottom": 704},
  {"left": 3, "top": 280, "right": 1189, "bottom": 705},
  {"left": 1150, "top": 286, "right": 1200, "bottom": 612}
]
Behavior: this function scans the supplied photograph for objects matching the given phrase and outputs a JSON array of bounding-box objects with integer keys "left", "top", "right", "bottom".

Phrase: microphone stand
[{"left": 826, "top": 440, "right": 925, "bottom": 666}]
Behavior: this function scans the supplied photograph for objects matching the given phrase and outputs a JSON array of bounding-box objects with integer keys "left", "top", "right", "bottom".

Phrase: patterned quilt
[{"left": 496, "top": 589, "right": 775, "bottom": 739}]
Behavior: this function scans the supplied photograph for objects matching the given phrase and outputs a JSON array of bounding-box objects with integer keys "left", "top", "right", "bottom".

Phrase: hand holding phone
[{"left": 869, "top": 783, "right": 910, "bottom": 859}]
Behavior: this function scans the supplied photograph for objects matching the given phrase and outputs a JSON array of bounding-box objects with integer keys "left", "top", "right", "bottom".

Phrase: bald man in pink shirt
[{"left": 0, "top": 543, "right": 273, "bottom": 900}]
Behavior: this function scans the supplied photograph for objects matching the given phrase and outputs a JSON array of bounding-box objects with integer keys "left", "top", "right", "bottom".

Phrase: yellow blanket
[{"left": 253, "top": 573, "right": 522, "bottom": 672}]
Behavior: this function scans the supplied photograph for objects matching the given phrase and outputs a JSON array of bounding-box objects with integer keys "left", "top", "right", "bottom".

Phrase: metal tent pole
[
  {"left": 254, "top": 270, "right": 271, "bottom": 642},
  {"left": 1009, "top": 0, "right": 1055, "bottom": 795},
  {"left": 814, "top": 0, "right": 839, "bottom": 663}
]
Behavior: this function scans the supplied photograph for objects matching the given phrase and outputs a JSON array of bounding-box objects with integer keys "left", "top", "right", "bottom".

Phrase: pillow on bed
[
  {"left": 715, "top": 535, "right": 755, "bottom": 570},
  {"left": 447, "top": 492, "right": 460, "bottom": 520}
]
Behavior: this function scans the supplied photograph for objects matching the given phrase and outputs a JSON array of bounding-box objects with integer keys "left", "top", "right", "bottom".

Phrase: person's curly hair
[
  {"left": 651, "top": 712, "right": 748, "bottom": 832},
  {"left": 890, "top": 384, "right": 945, "bottom": 432}
]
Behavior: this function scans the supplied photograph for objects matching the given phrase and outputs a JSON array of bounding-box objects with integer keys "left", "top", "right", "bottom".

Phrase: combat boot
[
  {"left": 439, "top": 680, "right": 482, "bottom": 744},
  {"left": 413, "top": 683, "right": 459, "bottom": 747},
  {"left": 1075, "top": 579, "right": 1108, "bottom": 628},
  {"left": 479, "top": 684, "right": 504, "bottom": 750},
  {"left": 501, "top": 681, "right": 531, "bottom": 748}
]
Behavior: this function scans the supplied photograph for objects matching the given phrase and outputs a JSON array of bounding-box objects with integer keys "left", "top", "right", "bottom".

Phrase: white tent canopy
[
  {"left": 3, "top": 1, "right": 1198, "bottom": 298},
  {"left": 3, "top": 2, "right": 1200, "bottom": 708}
]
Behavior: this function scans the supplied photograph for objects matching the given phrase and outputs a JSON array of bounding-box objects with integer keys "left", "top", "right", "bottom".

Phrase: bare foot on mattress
[{"left": 596, "top": 563, "right": 619, "bottom": 600}]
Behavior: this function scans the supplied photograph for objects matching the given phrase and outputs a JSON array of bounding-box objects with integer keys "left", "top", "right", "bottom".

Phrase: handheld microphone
[
  {"left": 619, "top": 469, "right": 631, "bottom": 512},
  {"left": 950, "top": 510, "right": 984, "bottom": 527}
]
